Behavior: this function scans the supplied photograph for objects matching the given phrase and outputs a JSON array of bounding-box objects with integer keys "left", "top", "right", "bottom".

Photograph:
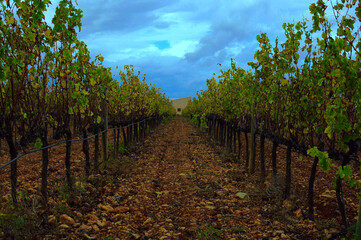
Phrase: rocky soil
[{"left": 0, "top": 116, "right": 357, "bottom": 239}]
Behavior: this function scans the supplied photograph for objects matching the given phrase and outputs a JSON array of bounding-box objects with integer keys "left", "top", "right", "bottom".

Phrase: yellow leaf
[
  {"left": 44, "top": 29, "right": 52, "bottom": 40},
  {"left": 294, "top": 209, "right": 302, "bottom": 218},
  {"left": 6, "top": 16, "right": 15, "bottom": 25},
  {"left": 325, "top": 126, "right": 332, "bottom": 139},
  {"left": 90, "top": 78, "right": 96, "bottom": 86},
  {"left": 281, "top": 78, "right": 288, "bottom": 86},
  {"left": 31, "top": 82, "right": 39, "bottom": 88}
]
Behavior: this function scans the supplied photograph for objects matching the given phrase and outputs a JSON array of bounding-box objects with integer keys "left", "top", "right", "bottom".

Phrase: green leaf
[
  {"left": 349, "top": 179, "right": 356, "bottom": 187},
  {"left": 339, "top": 165, "right": 352, "bottom": 181},
  {"left": 356, "top": 5, "right": 361, "bottom": 21},
  {"left": 337, "top": 27, "right": 344, "bottom": 36},
  {"left": 307, "top": 147, "right": 332, "bottom": 173},
  {"left": 34, "top": 138, "right": 43, "bottom": 149},
  {"left": 97, "top": 116, "right": 101, "bottom": 124},
  {"left": 71, "top": 91, "right": 78, "bottom": 99},
  {"left": 0, "top": 66, "right": 4, "bottom": 80},
  {"left": 63, "top": 49, "right": 72, "bottom": 61}
]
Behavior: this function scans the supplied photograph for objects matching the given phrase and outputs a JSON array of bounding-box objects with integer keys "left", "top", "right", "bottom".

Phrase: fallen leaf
[{"left": 236, "top": 192, "right": 248, "bottom": 199}]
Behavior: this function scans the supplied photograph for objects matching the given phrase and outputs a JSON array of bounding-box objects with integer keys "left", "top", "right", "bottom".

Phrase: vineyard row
[
  {"left": 0, "top": 0, "right": 176, "bottom": 211},
  {"left": 183, "top": 0, "right": 361, "bottom": 237},
  {"left": 0, "top": 115, "right": 166, "bottom": 208}
]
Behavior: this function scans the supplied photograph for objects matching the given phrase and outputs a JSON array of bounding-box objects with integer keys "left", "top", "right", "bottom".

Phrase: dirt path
[{"left": 43, "top": 117, "right": 340, "bottom": 239}]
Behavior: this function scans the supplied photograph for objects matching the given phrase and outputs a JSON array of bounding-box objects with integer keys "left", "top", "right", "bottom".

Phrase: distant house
[{"left": 172, "top": 97, "right": 191, "bottom": 115}]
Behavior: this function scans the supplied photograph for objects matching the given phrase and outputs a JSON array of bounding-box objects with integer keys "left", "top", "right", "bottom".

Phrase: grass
[
  {"left": 198, "top": 224, "right": 223, "bottom": 240},
  {"left": 0, "top": 190, "right": 49, "bottom": 239}
]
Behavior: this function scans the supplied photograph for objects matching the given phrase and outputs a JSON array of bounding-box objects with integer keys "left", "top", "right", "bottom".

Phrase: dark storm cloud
[
  {"left": 186, "top": 0, "right": 313, "bottom": 63},
  {"left": 78, "top": 1, "right": 170, "bottom": 35},
  {"left": 44, "top": 0, "right": 317, "bottom": 99}
]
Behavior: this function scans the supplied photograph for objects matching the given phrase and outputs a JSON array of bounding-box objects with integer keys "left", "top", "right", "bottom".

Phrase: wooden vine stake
[
  {"left": 249, "top": 102, "right": 256, "bottom": 174},
  {"left": 102, "top": 90, "right": 109, "bottom": 166}
]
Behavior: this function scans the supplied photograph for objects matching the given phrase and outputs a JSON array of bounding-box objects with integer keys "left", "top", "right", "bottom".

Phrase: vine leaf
[{"left": 34, "top": 138, "right": 43, "bottom": 149}]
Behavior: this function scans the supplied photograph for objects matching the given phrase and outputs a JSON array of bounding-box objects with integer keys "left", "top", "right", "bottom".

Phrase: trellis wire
[{"left": 0, "top": 117, "right": 151, "bottom": 171}]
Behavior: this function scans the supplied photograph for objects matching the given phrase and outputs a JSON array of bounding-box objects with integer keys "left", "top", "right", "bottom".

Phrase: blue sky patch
[{"left": 154, "top": 40, "right": 171, "bottom": 50}]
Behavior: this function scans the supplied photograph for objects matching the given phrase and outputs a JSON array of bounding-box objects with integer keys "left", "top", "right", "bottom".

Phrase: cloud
[
  {"left": 42, "top": 0, "right": 317, "bottom": 99},
  {"left": 185, "top": 0, "right": 314, "bottom": 63},
  {"left": 78, "top": 0, "right": 171, "bottom": 35}
]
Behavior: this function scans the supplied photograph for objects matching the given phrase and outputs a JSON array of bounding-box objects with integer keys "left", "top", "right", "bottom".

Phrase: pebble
[
  {"left": 58, "top": 224, "right": 70, "bottom": 229},
  {"left": 92, "top": 224, "right": 100, "bottom": 232},
  {"left": 205, "top": 205, "right": 216, "bottom": 210},
  {"left": 87, "top": 213, "right": 99, "bottom": 221},
  {"left": 60, "top": 214, "right": 75, "bottom": 226},
  {"left": 115, "top": 206, "right": 130, "bottom": 213},
  {"left": 100, "top": 204, "right": 114, "bottom": 212},
  {"left": 144, "top": 218, "right": 153, "bottom": 225},
  {"left": 97, "top": 220, "right": 106, "bottom": 227},
  {"left": 132, "top": 233, "right": 141, "bottom": 239},
  {"left": 79, "top": 224, "right": 91, "bottom": 231},
  {"left": 74, "top": 211, "right": 83, "bottom": 218},
  {"left": 48, "top": 215, "right": 56, "bottom": 224}
]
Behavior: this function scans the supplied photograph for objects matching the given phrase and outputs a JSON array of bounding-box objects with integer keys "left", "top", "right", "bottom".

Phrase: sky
[{"left": 44, "top": 0, "right": 317, "bottom": 99}]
